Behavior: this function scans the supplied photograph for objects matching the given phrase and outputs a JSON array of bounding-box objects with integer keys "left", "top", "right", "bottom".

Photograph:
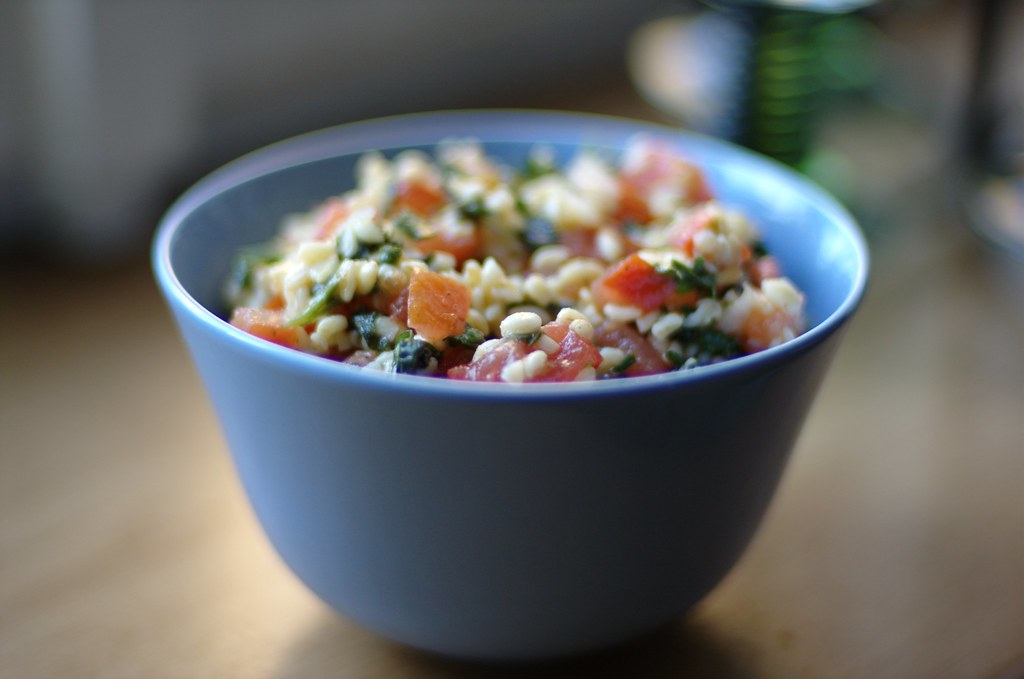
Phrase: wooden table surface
[{"left": 3, "top": 100, "right": 1023, "bottom": 677}]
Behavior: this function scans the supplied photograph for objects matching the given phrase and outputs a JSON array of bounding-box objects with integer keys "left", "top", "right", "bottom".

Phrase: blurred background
[
  {"left": 0, "top": 0, "right": 668, "bottom": 263},
  {"left": 0, "top": 0, "right": 1020, "bottom": 265},
  {"left": 2, "top": 1, "right": 1022, "bottom": 678}
]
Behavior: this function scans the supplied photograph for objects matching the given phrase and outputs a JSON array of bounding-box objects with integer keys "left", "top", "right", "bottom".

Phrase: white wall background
[{"left": 1, "top": 0, "right": 670, "bottom": 263}]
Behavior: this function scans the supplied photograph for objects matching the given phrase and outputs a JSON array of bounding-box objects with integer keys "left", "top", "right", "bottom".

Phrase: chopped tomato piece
[
  {"left": 393, "top": 180, "right": 446, "bottom": 217},
  {"left": 559, "top": 228, "right": 600, "bottom": 259},
  {"left": 229, "top": 307, "right": 302, "bottom": 349},
  {"left": 541, "top": 322, "right": 569, "bottom": 344},
  {"left": 378, "top": 286, "right": 409, "bottom": 325},
  {"left": 666, "top": 207, "right": 714, "bottom": 258},
  {"left": 619, "top": 142, "right": 713, "bottom": 216},
  {"left": 615, "top": 177, "right": 653, "bottom": 224},
  {"left": 748, "top": 255, "right": 782, "bottom": 286},
  {"left": 535, "top": 325, "right": 602, "bottom": 382},
  {"left": 415, "top": 226, "right": 481, "bottom": 264},
  {"left": 264, "top": 294, "right": 286, "bottom": 311},
  {"left": 738, "top": 304, "right": 800, "bottom": 353},
  {"left": 314, "top": 197, "right": 348, "bottom": 240},
  {"left": 406, "top": 268, "right": 472, "bottom": 343},
  {"left": 591, "top": 253, "right": 675, "bottom": 312},
  {"left": 447, "top": 341, "right": 527, "bottom": 381},
  {"left": 449, "top": 324, "right": 602, "bottom": 382},
  {"left": 557, "top": 227, "right": 638, "bottom": 261},
  {"left": 593, "top": 323, "right": 670, "bottom": 376},
  {"left": 436, "top": 344, "right": 475, "bottom": 374},
  {"left": 663, "top": 289, "right": 699, "bottom": 309},
  {"left": 688, "top": 168, "right": 713, "bottom": 204}
]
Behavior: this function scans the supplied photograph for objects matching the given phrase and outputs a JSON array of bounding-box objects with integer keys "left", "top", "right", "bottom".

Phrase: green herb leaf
[
  {"left": 610, "top": 353, "right": 636, "bottom": 375},
  {"left": 521, "top": 217, "right": 559, "bottom": 251},
  {"left": 447, "top": 325, "right": 486, "bottom": 348},
  {"left": 657, "top": 256, "right": 718, "bottom": 298},
  {"left": 509, "top": 331, "right": 542, "bottom": 345},
  {"left": 338, "top": 231, "right": 404, "bottom": 266},
  {"left": 375, "top": 242, "right": 403, "bottom": 265},
  {"left": 353, "top": 311, "right": 388, "bottom": 351},
  {"left": 394, "top": 335, "right": 439, "bottom": 374},
  {"left": 458, "top": 199, "right": 488, "bottom": 221},
  {"left": 286, "top": 267, "right": 345, "bottom": 327},
  {"left": 393, "top": 213, "right": 425, "bottom": 240},
  {"left": 522, "top": 153, "right": 557, "bottom": 181},
  {"left": 225, "top": 242, "right": 281, "bottom": 298},
  {"left": 672, "top": 325, "right": 741, "bottom": 362}
]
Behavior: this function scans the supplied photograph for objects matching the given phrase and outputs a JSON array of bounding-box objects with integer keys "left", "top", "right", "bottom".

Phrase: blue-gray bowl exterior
[{"left": 153, "top": 111, "right": 868, "bottom": 660}]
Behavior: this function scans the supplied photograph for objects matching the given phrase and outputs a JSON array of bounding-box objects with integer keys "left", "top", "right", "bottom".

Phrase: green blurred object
[{"left": 702, "top": 0, "right": 880, "bottom": 168}]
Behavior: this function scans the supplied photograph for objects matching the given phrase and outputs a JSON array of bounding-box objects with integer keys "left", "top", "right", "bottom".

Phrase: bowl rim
[{"left": 153, "top": 109, "right": 869, "bottom": 401}]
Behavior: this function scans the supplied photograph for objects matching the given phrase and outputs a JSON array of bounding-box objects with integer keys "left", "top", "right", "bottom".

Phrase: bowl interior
[{"left": 158, "top": 112, "right": 866, "bottom": 365}]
